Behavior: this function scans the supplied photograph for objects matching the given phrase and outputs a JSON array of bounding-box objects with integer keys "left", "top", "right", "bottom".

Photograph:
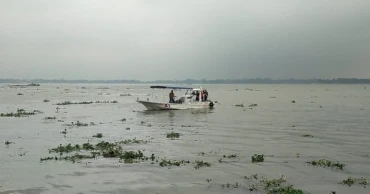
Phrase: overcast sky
[{"left": 1, "top": 0, "right": 369, "bottom": 80}]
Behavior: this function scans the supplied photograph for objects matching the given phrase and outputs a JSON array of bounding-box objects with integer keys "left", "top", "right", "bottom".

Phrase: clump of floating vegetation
[
  {"left": 43, "top": 99, "right": 50, "bottom": 102},
  {"left": 42, "top": 139, "right": 150, "bottom": 163},
  {"left": 291, "top": 100, "right": 296, "bottom": 103},
  {"left": 44, "top": 116, "right": 56, "bottom": 120},
  {"left": 166, "top": 132, "right": 180, "bottom": 139},
  {"left": 92, "top": 133, "right": 103, "bottom": 138},
  {"left": 224, "top": 154, "right": 238, "bottom": 158},
  {"left": 17, "top": 93, "right": 24, "bottom": 96},
  {"left": 249, "top": 103, "right": 258, "bottom": 107},
  {"left": 5, "top": 140, "right": 14, "bottom": 146},
  {"left": 221, "top": 182, "right": 240, "bottom": 189},
  {"left": 0, "top": 109, "right": 39, "bottom": 117},
  {"left": 159, "top": 159, "right": 190, "bottom": 167},
  {"left": 342, "top": 177, "right": 368, "bottom": 187},
  {"left": 234, "top": 103, "right": 244, "bottom": 107},
  {"left": 252, "top": 154, "right": 264, "bottom": 163},
  {"left": 64, "top": 121, "right": 89, "bottom": 127},
  {"left": 243, "top": 175, "right": 303, "bottom": 194},
  {"left": 302, "top": 134, "right": 314, "bottom": 138},
  {"left": 56, "top": 100, "right": 118, "bottom": 105},
  {"left": 55, "top": 101, "right": 93, "bottom": 105},
  {"left": 194, "top": 160, "right": 211, "bottom": 169},
  {"left": 307, "top": 159, "right": 345, "bottom": 170}
]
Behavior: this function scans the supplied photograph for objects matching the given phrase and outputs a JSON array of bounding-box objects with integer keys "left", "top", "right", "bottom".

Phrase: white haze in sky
[{"left": 1, "top": 0, "right": 370, "bottom": 80}]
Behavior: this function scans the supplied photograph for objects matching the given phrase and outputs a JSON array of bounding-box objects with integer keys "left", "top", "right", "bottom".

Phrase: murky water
[{"left": 0, "top": 84, "right": 369, "bottom": 194}]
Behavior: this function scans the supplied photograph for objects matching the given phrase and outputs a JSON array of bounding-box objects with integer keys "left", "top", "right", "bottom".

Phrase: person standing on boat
[
  {"left": 169, "top": 90, "right": 175, "bottom": 103},
  {"left": 204, "top": 90, "right": 208, "bottom": 101},
  {"left": 195, "top": 91, "right": 200, "bottom": 102}
]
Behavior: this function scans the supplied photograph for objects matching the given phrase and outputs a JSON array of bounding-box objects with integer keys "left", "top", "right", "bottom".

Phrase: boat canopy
[{"left": 150, "top": 86, "right": 193, "bottom": 90}]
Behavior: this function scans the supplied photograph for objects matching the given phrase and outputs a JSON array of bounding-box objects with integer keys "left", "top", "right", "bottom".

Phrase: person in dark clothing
[
  {"left": 169, "top": 90, "right": 175, "bottom": 103},
  {"left": 195, "top": 91, "right": 200, "bottom": 102},
  {"left": 204, "top": 90, "right": 208, "bottom": 101}
]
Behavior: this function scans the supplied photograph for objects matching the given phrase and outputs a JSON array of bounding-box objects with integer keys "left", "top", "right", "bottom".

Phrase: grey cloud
[{"left": 1, "top": 0, "right": 370, "bottom": 80}]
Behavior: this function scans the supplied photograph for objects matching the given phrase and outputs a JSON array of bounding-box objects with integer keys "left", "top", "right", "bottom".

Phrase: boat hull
[{"left": 137, "top": 101, "right": 213, "bottom": 111}]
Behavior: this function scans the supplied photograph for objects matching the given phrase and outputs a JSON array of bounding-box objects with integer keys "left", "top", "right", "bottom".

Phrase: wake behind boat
[{"left": 137, "top": 86, "right": 214, "bottom": 111}]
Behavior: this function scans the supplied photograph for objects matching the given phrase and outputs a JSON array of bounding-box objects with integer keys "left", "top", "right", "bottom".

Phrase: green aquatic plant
[
  {"left": 75, "top": 121, "right": 88, "bottom": 127},
  {"left": 291, "top": 100, "right": 296, "bottom": 103},
  {"left": 302, "top": 134, "right": 314, "bottom": 138},
  {"left": 43, "top": 99, "right": 50, "bottom": 102},
  {"left": 82, "top": 143, "right": 94, "bottom": 150},
  {"left": 249, "top": 103, "right": 258, "bottom": 107},
  {"left": 261, "top": 177, "right": 286, "bottom": 189},
  {"left": 307, "top": 159, "right": 345, "bottom": 170},
  {"left": 92, "top": 133, "right": 103, "bottom": 138},
  {"left": 267, "top": 185, "right": 303, "bottom": 194},
  {"left": 221, "top": 182, "right": 240, "bottom": 189},
  {"left": 44, "top": 116, "right": 56, "bottom": 120},
  {"left": 118, "top": 138, "right": 148, "bottom": 144},
  {"left": 5, "top": 140, "right": 14, "bottom": 146},
  {"left": 194, "top": 160, "right": 211, "bottom": 169},
  {"left": 166, "top": 132, "right": 180, "bottom": 139},
  {"left": 342, "top": 177, "right": 368, "bottom": 187},
  {"left": 111, "top": 100, "right": 118, "bottom": 103},
  {"left": 119, "top": 150, "right": 146, "bottom": 163},
  {"left": 159, "top": 159, "right": 190, "bottom": 167},
  {"left": 17, "top": 93, "right": 24, "bottom": 95},
  {"left": 55, "top": 101, "right": 93, "bottom": 105},
  {"left": 252, "top": 154, "right": 264, "bottom": 163},
  {"left": 49, "top": 144, "right": 81, "bottom": 153},
  {"left": 1, "top": 109, "right": 38, "bottom": 117},
  {"left": 223, "top": 154, "right": 238, "bottom": 159}
]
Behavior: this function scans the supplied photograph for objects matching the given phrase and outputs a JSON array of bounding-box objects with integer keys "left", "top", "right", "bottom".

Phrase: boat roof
[{"left": 150, "top": 86, "right": 193, "bottom": 90}]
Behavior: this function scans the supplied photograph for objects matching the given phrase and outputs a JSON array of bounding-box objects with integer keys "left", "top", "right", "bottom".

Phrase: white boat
[{"left": 137, "top": 86, "right": 214, "bottom": 111}]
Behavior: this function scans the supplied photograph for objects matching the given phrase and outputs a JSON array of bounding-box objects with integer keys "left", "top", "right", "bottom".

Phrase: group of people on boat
[
  {"left": 192, "top": 90, "right": 208, "bottom": 102},
  {"left": 169, "top": 89, "right": 209, "bottom": 103}
]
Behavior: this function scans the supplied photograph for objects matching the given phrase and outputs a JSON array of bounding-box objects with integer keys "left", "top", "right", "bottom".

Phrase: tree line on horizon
[{"left": 1, "top": 78, "right": 370, "bottom": 84}]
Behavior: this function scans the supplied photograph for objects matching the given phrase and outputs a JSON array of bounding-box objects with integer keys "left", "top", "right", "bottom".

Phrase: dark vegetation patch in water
[
  {"left": 55, "top": 100, "right": 118, "bottom": 105},
  {"left": 44, "top": 116, "right": 56, "bottom": 120},
  {"left": 243, "top": 175, "right": 303, "bottom": 194},
  {"left": 302, "top": 134, "right": 314, "bottom": 138},
  {"left": 194, "top": 160, "right": 211, "bottom": 169},
  {"left": 252, "top": 154, "right": 264, "bottom": 163},
  {"left": 307, "top": 159, "right": 345, "bottom": 170},
  {"left": 0, "top": 109, "right": 40, "bottom": 117},
  {"left": 342, "top": 177, "right": 368, "bottom": 187},
  {"left": 166, "top": 132, "right": 180, "bottom": 139},
  {"left": 92, "top": 133, "right": 103, "bottom": 138}
]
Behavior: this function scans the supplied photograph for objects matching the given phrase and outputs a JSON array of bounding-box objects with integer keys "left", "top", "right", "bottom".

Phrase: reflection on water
[{"left": 0, "top": 84, "right": 369, "bottom": 194}]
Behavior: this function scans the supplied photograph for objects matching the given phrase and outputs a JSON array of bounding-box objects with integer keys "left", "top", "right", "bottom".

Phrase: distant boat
[{"left": 137, "top": 86, "right": 214, "bottom": 111}]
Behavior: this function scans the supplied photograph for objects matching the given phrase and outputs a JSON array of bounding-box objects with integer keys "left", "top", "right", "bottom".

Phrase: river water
[{"left": 0, "top": 84, "right": 369, "bottom": 194}]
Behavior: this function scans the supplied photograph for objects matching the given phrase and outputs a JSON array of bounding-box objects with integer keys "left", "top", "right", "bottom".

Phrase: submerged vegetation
[{"left": 307, "top": 159, "right": 345, "bottom": 170}]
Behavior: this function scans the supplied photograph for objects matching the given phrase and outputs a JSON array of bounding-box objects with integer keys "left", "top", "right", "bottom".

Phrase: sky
[{"left": 1, "top": 0, "right": 370, "bottom": 81}]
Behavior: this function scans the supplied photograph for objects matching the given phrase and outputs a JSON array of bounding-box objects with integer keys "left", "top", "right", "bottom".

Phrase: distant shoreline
[{"left": 1, "top": 78, "right": 370, "bottom": 84}]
